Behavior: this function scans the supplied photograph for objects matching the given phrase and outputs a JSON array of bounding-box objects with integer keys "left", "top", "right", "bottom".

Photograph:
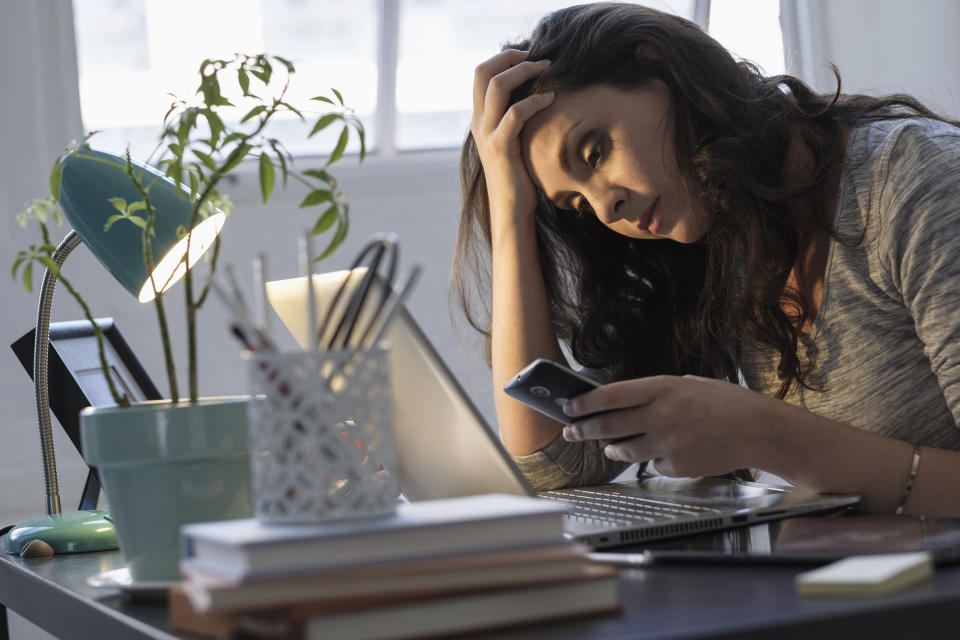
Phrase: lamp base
[{"left": 4, "top": 510, "right": 118, "bottom": 555}]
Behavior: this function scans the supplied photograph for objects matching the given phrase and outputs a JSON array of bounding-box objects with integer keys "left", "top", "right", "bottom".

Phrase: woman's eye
[
  {"left": 576, "top": 198, "right": 593, "bottom": 215},
  {"left": 585, "top": 147, "right": 601, "bottom": 168}
]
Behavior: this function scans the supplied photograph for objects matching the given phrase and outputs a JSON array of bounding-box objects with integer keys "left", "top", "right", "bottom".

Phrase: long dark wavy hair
[{"left": 453, "top": 2, "right": 956, "bottom": 398}]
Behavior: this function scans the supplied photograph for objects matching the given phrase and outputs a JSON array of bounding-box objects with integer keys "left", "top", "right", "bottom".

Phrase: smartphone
[{"left": 503, "top": 358, "right": 601, "bottom": 424}]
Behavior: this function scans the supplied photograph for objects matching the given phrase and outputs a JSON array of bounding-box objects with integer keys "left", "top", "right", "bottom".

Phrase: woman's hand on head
[
  {"left": 561, "top": 375, "right": 779, "bottom": 477},
  {"left": 472, "top": 49, "right": 555, "bottom": 226}
]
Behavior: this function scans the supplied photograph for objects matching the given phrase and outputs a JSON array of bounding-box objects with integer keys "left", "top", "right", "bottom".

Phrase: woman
[{"left": 453, "top": 2, "right": 960, "bottom": 515}]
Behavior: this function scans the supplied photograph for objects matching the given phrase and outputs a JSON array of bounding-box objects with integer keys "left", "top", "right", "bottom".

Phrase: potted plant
[{"left": 11, "top": 53, "right": 365, "bottom": 581}]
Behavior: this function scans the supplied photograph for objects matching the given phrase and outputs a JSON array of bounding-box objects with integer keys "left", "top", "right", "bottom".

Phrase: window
[
  {"left": 71, "top": 0, "right": 783, "bottom": 160},
  {"left": 393, "top": 0, "right": 696, "bottom": 151},
  {"left": 709, "top": 0, "right": 785, "bottom": 77}
]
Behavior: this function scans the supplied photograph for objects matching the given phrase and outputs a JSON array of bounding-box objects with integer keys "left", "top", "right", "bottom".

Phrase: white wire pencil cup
[{"left": 218, "top": 233, "right": 420, "bottom": 523}]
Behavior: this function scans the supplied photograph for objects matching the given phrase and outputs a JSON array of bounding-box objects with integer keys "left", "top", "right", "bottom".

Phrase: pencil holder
[{"left": 245, "top": 346, "right": 399, "bottom": 523}]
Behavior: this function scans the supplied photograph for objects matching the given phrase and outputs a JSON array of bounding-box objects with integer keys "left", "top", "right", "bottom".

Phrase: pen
[
  {"left": 252, "top": 252, "right": 271, "bottom": 342},
  {"left": 587, "top": 551, "right": 652, "bottom": 567},
  {"left": 299, "top": 232, "right": 318, "bottom": 351}
]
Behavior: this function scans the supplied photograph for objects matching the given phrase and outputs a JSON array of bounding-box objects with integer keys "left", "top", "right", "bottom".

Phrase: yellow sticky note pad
[{"left": 796, "top": 552, "right": 933, "bottom": 597}]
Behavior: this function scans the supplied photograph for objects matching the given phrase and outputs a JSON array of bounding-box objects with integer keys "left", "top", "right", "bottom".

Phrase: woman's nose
[{"left": 591, "top": 189, "right": 627, "bottom": 225}]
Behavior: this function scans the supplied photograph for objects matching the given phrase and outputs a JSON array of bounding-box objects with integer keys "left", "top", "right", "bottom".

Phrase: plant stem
[
  {"left": 126, "top": 155, "right": 180, "bottom": 402},
  {"left": 182, "top": 79, "right": 287, "bottom": 402}
]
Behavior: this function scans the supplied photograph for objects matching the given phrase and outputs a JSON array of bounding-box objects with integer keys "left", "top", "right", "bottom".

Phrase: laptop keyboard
[{"left": 540, "top": 487, "right": 723, "bottom": 527}]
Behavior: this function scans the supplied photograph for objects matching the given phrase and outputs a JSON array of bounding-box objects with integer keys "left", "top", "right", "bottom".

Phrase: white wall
[{"left": 781, "top": 0, "right": 960, "bottom": 118}]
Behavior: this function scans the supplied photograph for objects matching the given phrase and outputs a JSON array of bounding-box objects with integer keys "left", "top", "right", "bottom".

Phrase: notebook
[{"left": 265, "top": 271, "right": 860, "bottom": 548}]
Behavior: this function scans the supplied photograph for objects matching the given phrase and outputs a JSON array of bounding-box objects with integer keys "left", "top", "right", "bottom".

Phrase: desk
[{"left": 2, "top": 543, "right": 959, "bottom": 639}]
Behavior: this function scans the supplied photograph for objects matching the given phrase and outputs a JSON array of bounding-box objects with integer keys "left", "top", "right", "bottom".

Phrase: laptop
[{"left": 265, "top": 271, "right": 860, "bottom": 548}]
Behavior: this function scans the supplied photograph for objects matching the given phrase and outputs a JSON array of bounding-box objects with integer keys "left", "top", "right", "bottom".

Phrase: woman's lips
[{"left": 637, "top": 196, "right": 661, "bottom": 234}]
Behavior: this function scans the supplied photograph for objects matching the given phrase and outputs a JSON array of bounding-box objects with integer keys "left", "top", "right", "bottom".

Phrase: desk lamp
[{"left": 5, "top": 148, "right": 225, "bottom": 556}]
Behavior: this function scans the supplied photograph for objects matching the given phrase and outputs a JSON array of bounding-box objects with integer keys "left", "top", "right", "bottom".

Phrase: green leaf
[
  {"left": 270, "top": 139, "right": 288, "bottom": 186},
  {"left": 299, "top": 189, "right": 333, "bottom": 208},
  {"left": 204, "top": 110, "right": 225, "bottom": 146},
  {"left": 311, "top": 95, "right": 335, "bottom": 105},
  {"left": 36, "top": 256, "right": 61, "bottom": 276},
  {"left": 259, "top": 153, "right": 275, "bottom": 203},
  {"left": 357, "top": 126, "right": 367, "bottom": 161},
  {"left": 331, "top": 88, "right": 344, "bottom": 106},
  {"left": 318, "top": 217, "right": 349, "bottom": 260},
  {"left": 103, "top": 214, "right": 125, "bottom": 232},
  {"left": 274, "top": 55, "right": 295, "bottom": 73},
  {"left": 162, "top": 101, "right": 179, "bottom": 125},
  {"left": 192, "top": 149, "right": 217, "bottom": 171},
  {"left": 241, "top": 105, "right": 267, "bottom": 123},
  {"left": 309, "top": 113, "right": 339, "bottom": 138},
  {"left": 189, "top": 171, "right": 199, "bottom": 202},
  {"left": 11, "top": 253, "right": 26, "bottom": 281},
  {"left": 127, "top": 200, "right": 147, "bottom": 215},
  {"left": 251, "top": 57, "right": 272, "bottom": 84},
  {"left": 222, "top": 143, "right": 252, "bottom": 173},
  {"left": 22, "top": 261, "right": 33, "bottom": 293},
  {"left": 108, "top": 197, "right": 127, "bottom": 214},
  {"left": 181, "top": 107, "right": 198, "bottom": 132},
  {"left": 280, "top": 101, "right": 304, "bottom": 120},
  {"left": 238, "top": 68, "right": 250, "bottom": 95},
  {"left": 222, "top": 132, "right": 245, "bottom": 145},
  {"left": 49, "top": 158, "right": 63, "bottom": 200},
  {"left": 326, "top": 127, "right": 349, "bottom": 166},
  {"left": 311, "top": 205, "right": 338, "bottom": 235},
  {"left": 302, "top": 168, "right": 333, "bottom": 182},
  {"left": 128, "top": 216, "right": 148, "bottom": 231}
]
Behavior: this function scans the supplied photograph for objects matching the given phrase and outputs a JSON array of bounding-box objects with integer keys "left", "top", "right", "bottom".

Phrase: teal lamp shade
[{"left": 59, "top": 148, "right": 225, "bottom": 302}]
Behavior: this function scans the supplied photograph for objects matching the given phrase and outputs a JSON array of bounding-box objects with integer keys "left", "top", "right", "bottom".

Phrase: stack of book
[{"left": 170, "top": 493, "right": 620, "bottom": 639}]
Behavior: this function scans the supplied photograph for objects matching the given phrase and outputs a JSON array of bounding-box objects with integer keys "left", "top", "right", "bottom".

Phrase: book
[
  {"left": 170, "top": 566, "right": 620, "bottom": 639},
  {"left": 795, "top": 552, "right": 934, "bottom": 597},
  {"left": 180, "top": 494, "right": 568, "bottom": 579},
  {"left": 181, "top": 542, "right": 590, "bottom": 613}
]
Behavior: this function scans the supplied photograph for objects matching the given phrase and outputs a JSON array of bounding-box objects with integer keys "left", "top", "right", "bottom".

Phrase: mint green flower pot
[{"left": 80, "top": 397, "right": 253, "bottom": 582}]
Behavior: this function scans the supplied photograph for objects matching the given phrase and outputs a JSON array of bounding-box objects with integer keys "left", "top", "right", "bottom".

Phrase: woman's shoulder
[
  {"left": 849, "top": 116, "right": 960, "bottom": 173},
  {"left": 843, "top": 116, "right": 960, "bottom": 271}
]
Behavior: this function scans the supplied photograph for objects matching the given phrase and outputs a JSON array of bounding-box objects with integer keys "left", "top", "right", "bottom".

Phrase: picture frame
[{"left": 10, "top": 318, "right": 162, "bottom": 510}]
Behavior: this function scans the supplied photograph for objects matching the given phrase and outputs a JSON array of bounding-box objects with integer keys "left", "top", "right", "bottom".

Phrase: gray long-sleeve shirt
[{"left": 513, "top": 117, "right": 960, "bottom": 490}]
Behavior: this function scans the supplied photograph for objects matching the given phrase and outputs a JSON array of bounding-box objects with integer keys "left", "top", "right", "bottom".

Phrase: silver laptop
[{"left": 266, "top": 272, "right": 860, "bottom": 548}]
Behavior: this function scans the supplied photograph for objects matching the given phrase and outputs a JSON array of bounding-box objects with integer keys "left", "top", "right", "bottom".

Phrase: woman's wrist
[{"left": 739, "top": 394, "right": 822, "bottom": 480}]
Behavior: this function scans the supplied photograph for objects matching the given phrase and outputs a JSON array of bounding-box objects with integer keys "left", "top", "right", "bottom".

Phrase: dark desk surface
[{"left": 3, "top": 541, "right": 960, "bottom": 640}]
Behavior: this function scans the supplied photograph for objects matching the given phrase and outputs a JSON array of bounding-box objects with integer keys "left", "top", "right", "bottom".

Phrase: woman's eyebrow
[{"left": 558, "top": 119, "right": 583, "bottom": 172}]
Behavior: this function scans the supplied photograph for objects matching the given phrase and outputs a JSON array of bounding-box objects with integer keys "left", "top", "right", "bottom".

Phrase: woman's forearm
[
  {"left": 490, "top": 214, "right": 567, "bottom": 455},
  {"left": 757, "top": 401, "right": 960, "bottom": 515}
]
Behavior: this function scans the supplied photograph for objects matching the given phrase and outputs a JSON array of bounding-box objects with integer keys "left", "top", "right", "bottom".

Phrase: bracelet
[{"left": 895, "top": 445, "right": 921, "bottom": 515}]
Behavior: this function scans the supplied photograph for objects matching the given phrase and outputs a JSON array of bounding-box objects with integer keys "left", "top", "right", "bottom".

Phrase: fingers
[
  {"left": 563, "top": 406, "right": 651, "bottom": 443},
  {"left": 480, "top": 59, "right": 551, "bottom": 133},
  {"left": 473, "top": 48, "right": 528, "bottom": 116},
  {"left": 494, "top": 92, "right": 556, "bottom": 142},
  {"left": 563, "top": 376, "right": 673, "bottom": 418},
  {"left": 604, "top": 436, "right": 657, "bottom": 464}
]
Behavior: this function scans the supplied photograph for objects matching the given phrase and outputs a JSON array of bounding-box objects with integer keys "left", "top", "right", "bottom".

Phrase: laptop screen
[{"left": 266, "top": 272, "right": 534, "bottom": 501}]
